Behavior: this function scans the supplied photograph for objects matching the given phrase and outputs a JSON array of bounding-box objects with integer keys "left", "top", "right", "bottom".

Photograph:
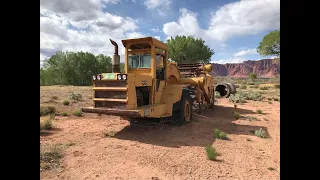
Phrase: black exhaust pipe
[{"left": 109, "top": 39, "right": 120, "bottom": 73}]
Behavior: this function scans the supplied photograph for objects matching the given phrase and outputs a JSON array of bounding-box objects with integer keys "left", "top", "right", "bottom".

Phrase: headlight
[
  {"left": 97, "top": 75, "right": 101, "bottom": 80},
  {"left": 117, "top": 74, "right": 122, "bottom": 80},
  {"left": 92, "top": 75, "right": 96, "bottom": 80},
  {"left": 122, "top": 74, "right": 127, "bottom": 80}
]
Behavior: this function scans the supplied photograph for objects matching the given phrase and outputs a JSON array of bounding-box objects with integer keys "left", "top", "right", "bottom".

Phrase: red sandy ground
[{"left": 40, "top": 98, "right": 280, "bottom": 180}]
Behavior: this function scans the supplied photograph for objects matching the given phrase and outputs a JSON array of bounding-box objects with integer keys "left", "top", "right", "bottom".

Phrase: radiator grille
[
  {"left": 93, "top": 80, "right": 127, "bottom": 109},
  {"left": 95, "top": 91, "right": 127, "bottom": 99},
  {"left": 94, "top": 80, "right": 126, "bottom": 87}
]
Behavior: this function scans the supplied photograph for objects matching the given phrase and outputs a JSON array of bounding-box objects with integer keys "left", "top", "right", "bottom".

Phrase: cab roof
[{"left": 121, "top": 37, "right": 168, "bottom": 51}]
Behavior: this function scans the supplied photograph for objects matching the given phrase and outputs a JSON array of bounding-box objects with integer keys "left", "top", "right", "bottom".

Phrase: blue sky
[{"left": 40, "top": 0, "right": 280, "bottom": 65}]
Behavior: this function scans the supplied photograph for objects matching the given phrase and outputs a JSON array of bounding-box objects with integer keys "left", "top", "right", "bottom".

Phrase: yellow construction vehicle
[{"left": 82, "top": 37, "right": 235, "bottom": 125}]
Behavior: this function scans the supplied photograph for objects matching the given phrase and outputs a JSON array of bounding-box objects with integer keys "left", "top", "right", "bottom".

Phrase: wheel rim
[{"left": 184, "top": 101, "right": 191, "bottom": 122}]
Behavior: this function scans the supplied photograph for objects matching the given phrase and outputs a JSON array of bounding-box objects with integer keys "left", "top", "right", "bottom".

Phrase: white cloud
[
  {"left": 126, "top": 32, "right": 146, "bottom": 39},
  {"left": 233, "top": 48, "right": 257, "bottom": 57},
  {"left": 40, "top": 0, "right": 145, "bottom": 62},
  {"left": 151, "top": 27, "right": 161, "bottom": 33},
  {"left": 144, "top": 0, "right": 171, "bottom": 16},
  {"left": 40, "top": 54, "right": 46, "bottom": 61},
  {"left": 163, "top": 8, "right": 204, "bottom": 39},
  {"left": 163, "top": 0, "right": 280, "bottom": 42},
  {"left": 220, "top": 43, "right": 228, "bottom": 48},
  {"left": 154, "top": 36, "right": 161, "bottom": 40},
  {"left": 219, "top": 43, "right": 228, "bottom": 52},
  {"left": 40, "top": 0, "right": 102, "bottom": 21},
  {"left": 144, "top": 0, "right": 170, "bottom": 9},
  {"left": 213, "top": 57, "right": 246, "bottom": 64},
  {"left": 102, "top": 0, "right": 121, "bottom": 4}
]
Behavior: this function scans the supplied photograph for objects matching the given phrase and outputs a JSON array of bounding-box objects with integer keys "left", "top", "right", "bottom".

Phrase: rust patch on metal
[{"left": 95, "top": 91, "right": 127, "bottom": 99}]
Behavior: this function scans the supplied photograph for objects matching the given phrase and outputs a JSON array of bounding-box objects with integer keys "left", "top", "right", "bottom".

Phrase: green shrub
[
  {"left": 219, "top": 132, "right": 228, "bottom": 140},
  {"left": 40, "top": 115, "right": 55, "bottom": 131},
  {"left": 205, "top": 145, "right": 217, "bottom": 160},
  {"left": 73, "top": 109, "right": 82, "bottom": 117},
  {"left": 40, "top": 106, "right": 56, "bottom": 116},
  {"left": 214, "top": 128, "right": 228, "bottom": 140},
  {"left": 268, "top": 167, "right": 276, "bottom": 171},
  {"left": 234, "top": 112, "right": 241, "bottom": 119},
  {"left": 40, "top": 144, "right": 63, "bottom": 171},
  {"left": 241, "top": 80, "right": 247, "bottom": 84},
  {"left": 249, "top": 73, "right": 257, "bottom": 81},
  {"left": 62, "top": 100, "right": 70, "bottom": 105},
  {"left": 257, "top": 109, "right": 263, "bottom": 114},
  {"left": 228, "top": 93, "right": 246, "bottom": 104},
  {"left": 250, "top": 85, "right": 259, "bottom": 89},
  {"left": 214, "top": 91, "right": 221, "bottom": 98},
  {"left": 245, "top": 92, "right": 263, "bottom": 101},
  {"left": 62, "top": 112, "right": 68, "bottom": 116},
  {"left": 274, "top": 84, "right": 280, "bottom": 89},
  {"left": 240, "top": 85, "right": 247, "bottom": 89},
  {"left": 259, "top": 86, "right": 270, "bottom": 90},
  {"left": 246, "top": 116, "right": 258, "bottom": 121},
  {"left": 255, "top": 128, "right": 265, "bottom": 138},
  {"left": 69, "top": 93, "right": 82, "bottom": 101},
  {"left": 51, "top": 96, "right": 58, "bottom": 100}
]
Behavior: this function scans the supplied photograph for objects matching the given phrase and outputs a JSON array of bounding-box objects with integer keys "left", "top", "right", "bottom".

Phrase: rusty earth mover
[{"left": 82, "top": 37, "right": 235, "bottom": 125}]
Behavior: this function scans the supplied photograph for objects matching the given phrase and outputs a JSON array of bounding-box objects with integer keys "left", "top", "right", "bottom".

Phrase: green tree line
[{"left": 40, "top": 51, "right": 124, "bottom": 86}]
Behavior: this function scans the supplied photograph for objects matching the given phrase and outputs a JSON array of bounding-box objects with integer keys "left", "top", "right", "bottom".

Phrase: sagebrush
[
  {"left": 228, "top": 91, "right": 263, "bottom": 104},
  {"left": 40, "top": 115, "right": 55, "bottom": 131},
  {"left": 40, "top": 106, "right": 56, "bottom": 116},
  {"left": 69, "top": 93, "right": 83, "bottom": 101}
]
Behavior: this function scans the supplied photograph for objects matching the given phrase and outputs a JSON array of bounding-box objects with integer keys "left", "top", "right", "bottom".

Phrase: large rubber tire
[{"left": 175, "top": 90, "right": 193, "bottom": 126}]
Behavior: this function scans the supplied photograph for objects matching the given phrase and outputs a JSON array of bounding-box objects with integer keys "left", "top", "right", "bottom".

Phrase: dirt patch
[{"left": 40, "top": 97, "right": 280, "bottom": 180}]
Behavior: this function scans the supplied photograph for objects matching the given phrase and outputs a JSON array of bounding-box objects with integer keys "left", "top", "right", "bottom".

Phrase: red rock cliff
[{"left": 210, "top": 58, "right": 280, "bottom": 77}]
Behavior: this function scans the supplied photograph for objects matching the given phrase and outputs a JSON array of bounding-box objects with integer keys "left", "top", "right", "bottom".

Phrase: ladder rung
[
  {"left": 93, "top": 87, "right": 127, "bottom": 91},
  {"left": 93, "top": 98, "right": 127, "bottom": 103}
]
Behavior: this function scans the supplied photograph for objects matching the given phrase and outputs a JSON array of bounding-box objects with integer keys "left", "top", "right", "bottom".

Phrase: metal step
[
  {"left": 93, "top": 98, "right": 127, "bottom": 103},
  {"left": 93, "top": 87, "right": 127, "bottom": 91}
]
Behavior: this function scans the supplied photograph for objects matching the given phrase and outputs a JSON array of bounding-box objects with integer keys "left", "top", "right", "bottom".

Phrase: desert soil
[{"left": 40, "top": 97, "right": 280, "bottom": 180}]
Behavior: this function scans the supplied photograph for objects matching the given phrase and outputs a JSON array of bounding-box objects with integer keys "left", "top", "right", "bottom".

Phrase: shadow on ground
[
  {"left": 114, "top": 105, "right": 270, "bottom": 148},
  {"left": 40, "top": 127, "right": 62, "bottom": 136}
]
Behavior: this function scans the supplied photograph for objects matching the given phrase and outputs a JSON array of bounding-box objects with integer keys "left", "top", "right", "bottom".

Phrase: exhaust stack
[{"left": 109, "top": 39, "right": 120, "bottom": 73}]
